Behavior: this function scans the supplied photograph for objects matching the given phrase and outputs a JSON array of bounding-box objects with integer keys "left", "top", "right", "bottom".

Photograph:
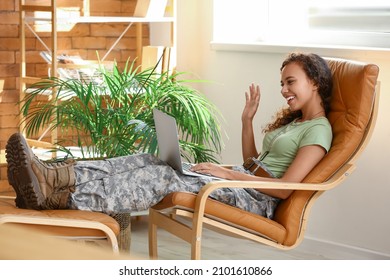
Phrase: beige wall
[{"left": 175, "top": 0, "right": 390, "bottom": 258}]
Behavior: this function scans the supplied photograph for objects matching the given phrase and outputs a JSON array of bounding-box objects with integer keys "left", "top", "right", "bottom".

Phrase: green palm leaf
[{"left": 19, "top": 58, "right": 224, "bottom": 163}]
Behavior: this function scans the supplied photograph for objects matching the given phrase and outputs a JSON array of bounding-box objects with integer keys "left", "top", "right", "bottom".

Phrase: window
[{"left": 213, "top": 0, "right": 390, "bottom": 49}]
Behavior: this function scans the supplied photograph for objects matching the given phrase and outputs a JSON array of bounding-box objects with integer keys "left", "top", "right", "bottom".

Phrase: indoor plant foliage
[{"left": 21, "top": 59, "right": 223, "bottom": 163}]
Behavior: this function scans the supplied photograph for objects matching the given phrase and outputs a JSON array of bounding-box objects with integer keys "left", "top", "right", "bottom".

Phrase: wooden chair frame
[{"left": 0, "top": 196, "right": 120, "bottom": 253}]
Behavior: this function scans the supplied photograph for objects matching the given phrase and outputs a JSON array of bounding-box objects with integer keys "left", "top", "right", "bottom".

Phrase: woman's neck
[{"left": 298, "top": 109, "right": 325, "bottom": 122}]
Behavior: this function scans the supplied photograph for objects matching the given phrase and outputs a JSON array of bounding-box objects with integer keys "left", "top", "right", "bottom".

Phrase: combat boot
[
  {"left": 31, "top": 157, "right": 76, "bottom": 209},
  {"left": 6, "top": 133, "right": 76, "bottom": 210}
]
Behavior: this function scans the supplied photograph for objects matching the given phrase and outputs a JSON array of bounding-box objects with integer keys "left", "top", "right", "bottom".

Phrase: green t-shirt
[{"left": 259, "top": 117, "right": 332, "bottom": 178}]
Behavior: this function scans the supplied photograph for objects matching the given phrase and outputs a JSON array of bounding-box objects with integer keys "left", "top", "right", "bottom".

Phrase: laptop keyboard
[{"left": 182, "top": 162, "right": 193, "bottom": 171}]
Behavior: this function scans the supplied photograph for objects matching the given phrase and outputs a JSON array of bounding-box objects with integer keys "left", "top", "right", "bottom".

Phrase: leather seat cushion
[
  {"left": 0, "top": 198, "right": 120, "bottom": 237},
  {"left": 154, "top": 192, "right": 287, "bottom": 243}
]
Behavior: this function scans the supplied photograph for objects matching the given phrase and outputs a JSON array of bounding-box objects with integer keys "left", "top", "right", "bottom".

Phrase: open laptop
[{"left": 153, "top": 108, "right": 221, "bottom": 179}]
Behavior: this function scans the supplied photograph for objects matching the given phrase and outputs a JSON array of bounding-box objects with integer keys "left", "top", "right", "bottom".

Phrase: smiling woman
[{"left": 190, "top": 52, "right": 333, "bottom": 199}]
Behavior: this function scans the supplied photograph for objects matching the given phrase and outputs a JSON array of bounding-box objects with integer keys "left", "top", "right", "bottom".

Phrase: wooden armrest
[
  {"left": 209, "top": 162, "right": 355, "bottom": 193},
  {"left": 0, "top": 214, "right": 111, "bottom": 230},
  {"left": 190, "top": 163, "right": 355, "bottom": 238}
]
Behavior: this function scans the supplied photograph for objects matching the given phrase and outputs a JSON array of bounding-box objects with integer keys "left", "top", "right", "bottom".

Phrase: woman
[
  {"left": 6, "top": 52, "right": 333, "bottom": 220},
  {"left": 193, "top": 53, "right": 333, "bottom": 199}
]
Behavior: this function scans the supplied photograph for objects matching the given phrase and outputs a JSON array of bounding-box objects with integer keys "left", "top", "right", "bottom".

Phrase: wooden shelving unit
[{"left": 19, "top": 0, "right": 176, "bottom": 144}]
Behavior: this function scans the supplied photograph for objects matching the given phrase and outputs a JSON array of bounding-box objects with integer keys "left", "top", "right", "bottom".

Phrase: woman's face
[{"left": 280, "top": 62, "right": 318, "bottom": 112}]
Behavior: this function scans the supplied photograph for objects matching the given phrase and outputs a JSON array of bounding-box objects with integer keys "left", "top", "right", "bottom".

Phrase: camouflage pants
[{"left": 68, "top": 153, "right": 280, "bottom": 219}]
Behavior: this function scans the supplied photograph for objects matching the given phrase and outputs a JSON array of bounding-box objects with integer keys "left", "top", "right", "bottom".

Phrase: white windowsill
[{"left": 210, "top": 41, "right": 390, "bottom": 59}]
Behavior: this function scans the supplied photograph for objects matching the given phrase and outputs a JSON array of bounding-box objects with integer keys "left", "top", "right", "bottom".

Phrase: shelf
[
  {"left": 25, "top": 16, "right": 175, "bottom": 24},
  {"left": 19, "top": 0, "right": 176, "bottom": 145}
]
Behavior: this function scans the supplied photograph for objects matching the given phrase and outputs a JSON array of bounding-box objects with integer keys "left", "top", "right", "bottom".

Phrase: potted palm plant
[{"left": 20, "top": 59, "right": 224, "bottom": 163}]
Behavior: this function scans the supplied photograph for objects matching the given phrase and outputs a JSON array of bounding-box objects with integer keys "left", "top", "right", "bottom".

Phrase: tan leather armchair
[{"left": 148, "top": 57, "right": 380, "bottom": 259}]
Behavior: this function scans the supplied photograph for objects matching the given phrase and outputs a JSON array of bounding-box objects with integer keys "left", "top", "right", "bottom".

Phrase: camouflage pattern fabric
[{"left": 68, "top": 153, "right": 280, "bottom": 219}]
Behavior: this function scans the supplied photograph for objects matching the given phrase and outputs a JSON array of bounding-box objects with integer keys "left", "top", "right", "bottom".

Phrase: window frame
[{"left": 212, "top": 0, "right": 390, "bottom": 51}]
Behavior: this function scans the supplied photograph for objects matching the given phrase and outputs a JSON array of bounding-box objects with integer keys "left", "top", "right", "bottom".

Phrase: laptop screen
[{"left": 153, "top": 108, "right": 184, "bottom": 172}]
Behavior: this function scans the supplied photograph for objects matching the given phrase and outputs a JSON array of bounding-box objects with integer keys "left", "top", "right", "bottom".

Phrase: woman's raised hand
[{"left": 241, "top": 83, "right": 261, "bottom": 122}]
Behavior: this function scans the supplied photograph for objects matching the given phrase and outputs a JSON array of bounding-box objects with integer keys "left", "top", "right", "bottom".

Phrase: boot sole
[{"left": 5, "top": 133, "right": 45, "bottom": 209}]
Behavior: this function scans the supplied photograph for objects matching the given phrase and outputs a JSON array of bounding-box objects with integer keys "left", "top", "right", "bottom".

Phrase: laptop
[{"left": 153, "top": 108, "right": 221, "bottom": 179}]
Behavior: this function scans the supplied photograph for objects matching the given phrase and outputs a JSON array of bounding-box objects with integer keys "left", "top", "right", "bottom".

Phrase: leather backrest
[{"left": 273, "top": 58, "right": 379, "bottom": 245}]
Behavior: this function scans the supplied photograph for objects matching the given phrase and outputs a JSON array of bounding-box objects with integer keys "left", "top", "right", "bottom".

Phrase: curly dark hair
[{"left": 263, "top": 53, "right": 333, "bottom": 133}]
